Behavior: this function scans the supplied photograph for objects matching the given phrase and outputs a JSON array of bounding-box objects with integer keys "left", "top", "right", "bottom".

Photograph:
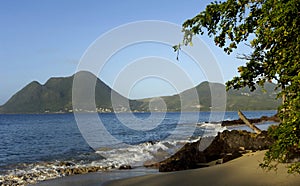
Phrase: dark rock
[
  {"left": 260, "top": 114, "right": 280, "bottom": 122},
  {"left": 222, "top": 152, "right": 242, "bottom": 162},
  {"left": 159, "top": 140, "right": 207, "bottom": 172},
  {"left": 221, "top": 118, "right": 261, "bottom": 126},
  {"left": 158, "top": 130, "right": 274, "bottom": 172},
  {"left": 57, "top": 161, "right": 76, "bottom": 167},
  {"left": 204, "top": 130, "right": 272, "bottom": 163},
  {"left": 119, "top": 165, "right": 132, "bottom": 170},
  {"left": 146, "top": 141, "right": 158, "bottom": 145},
  {"left": 143, "top": 160, "right": 160, "bottom": 168},
  {"left": 87, "top": 166, "right": 102, "bottom": 172},
  {"left": 221, "top": 114, "right": 279, "bottom": 127}
]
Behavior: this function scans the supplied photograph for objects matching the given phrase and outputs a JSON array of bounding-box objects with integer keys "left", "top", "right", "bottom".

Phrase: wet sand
[
  {"left": 104, "top": 151, "right": 300, "bottom": 186},
  {"left": 34, "top": 167, "right": 158, "bottom": 186},
  {"left": 34, "top": 151, "right": 300, "bottom": 186}
]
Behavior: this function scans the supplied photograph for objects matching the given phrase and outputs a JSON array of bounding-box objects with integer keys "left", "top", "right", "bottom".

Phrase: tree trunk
[{"left": 238, "top": 110, "right": 262, "bottom": 134}]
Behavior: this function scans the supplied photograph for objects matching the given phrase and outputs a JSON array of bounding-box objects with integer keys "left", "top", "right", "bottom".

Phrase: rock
[
  {"left": 221, "top": 114, "right": 279, "bottom": 127},
  {"left": 221, "top": 118, "right": 261, "bottom": 126},
  {"left": 143, "top": 160, "right": 160, "bottom": 168},
  {"left": 260, "top": 114, "right": 280, "bottom": 122},
  {"left": 87, "top": 166, "right": 102, "bottom": 172},
  {"left": 119, "top": 165, "right": 132, "bottom": 170},
  {"left": 1, "top": 164, "right": 105, "bottom": 185},
  {"left": 204, "top": 130, "right": 272, "bottom": 163},
  {"left": 222, "top": 152, "right": 242, "bottom": 162},
  {"left": 159, "top": 140, "right": 207, "bottom": 172},
  {"left": 146, "top": 141, "right": 158, "bottom": 145},
  {"left": 158, "top": 130, "right": 274, "bottom": 172},
  {"left": 239, "top": 146, "right": 245, "bottom": 151},
  {"left": 216, "top": 159, "right": 223, "bottom": 164},
  {"left": 59, "top": 161, "right": 75, "bottom": 167}
]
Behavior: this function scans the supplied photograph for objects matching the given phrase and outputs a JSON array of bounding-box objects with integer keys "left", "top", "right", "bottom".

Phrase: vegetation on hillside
[
  {"left": 0, "top": 72, "right": 126, "bottom": 113},
  {"left": 0, "top": 73, "right": 280, "bottom": 113}
]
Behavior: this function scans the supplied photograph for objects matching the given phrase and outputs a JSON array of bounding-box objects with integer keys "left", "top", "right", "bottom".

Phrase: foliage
[{"left": 177, "top": 0, "right": 300, "bottom": 173}]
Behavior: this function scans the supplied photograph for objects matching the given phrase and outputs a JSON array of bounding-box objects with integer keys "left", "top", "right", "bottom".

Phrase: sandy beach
[{"left": 104, "top": 151, "right": 300, "bottom": 186}]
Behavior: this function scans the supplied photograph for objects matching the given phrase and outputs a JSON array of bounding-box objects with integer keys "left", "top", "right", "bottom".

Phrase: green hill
[
  {"left": 0, "top": 78, "right": 73, "bottom": 113},
  {"left": 135, "top": 81, "right": 280, "bottom": 112},
  {"left": 0, "top": 72, "right": 281, "bottom": 113},
  {"left": 226, "top": 83, "right": 280, "bottom": 110},
  {"left": 0, "top": 71, "right": 129, "bottom": 113}
]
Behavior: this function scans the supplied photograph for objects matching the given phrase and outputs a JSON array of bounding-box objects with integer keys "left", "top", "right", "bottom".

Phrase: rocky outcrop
[
  {"left": 119, "top": 165, "right": 132, "bottom": 170},
  {"left": 56, "top": 166, "right": 104, "bottom": 176},
  {"left": 221, "top": 114, "right": 280, "bottom": 126},
  {"left": 158, "top": 130, "right": 273, "bottom": 172},
  {"left": 159, "top": 140, "right": 207, "bottom": 172},
  {"left": 203, "top": 130, "right": 272, "bottom": 162},
  {"left": 0, "top": 164, "right": 106, "bottom": 185}
]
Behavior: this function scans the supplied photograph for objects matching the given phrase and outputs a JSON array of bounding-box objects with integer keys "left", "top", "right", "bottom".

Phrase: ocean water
[{"left": 0, "top": 111, "right": 277, "bottom": 183}]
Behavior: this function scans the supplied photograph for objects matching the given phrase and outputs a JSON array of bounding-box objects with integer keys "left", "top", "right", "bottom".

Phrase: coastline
[
  {"left": 28, "top": 128, "right": 276, "bottom": 186},
  {"left": 0, "top": 111, "right": 281, "bottom": 185},
  {"left": 104, "top": 150, "right": 300, "bottom": 186},
  {"left": 34, "top": 167, "right": 158, "bottom": 186}
]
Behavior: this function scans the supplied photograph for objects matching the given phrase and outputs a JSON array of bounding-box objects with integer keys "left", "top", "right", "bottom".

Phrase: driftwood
[{"left": 238, "top": 110, "right": 262, "bottom": 134}]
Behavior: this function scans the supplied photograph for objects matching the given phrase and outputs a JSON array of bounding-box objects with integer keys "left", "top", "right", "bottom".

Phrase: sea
[{"left": 0, "top": 111, "right": 277, "bottom": 185}]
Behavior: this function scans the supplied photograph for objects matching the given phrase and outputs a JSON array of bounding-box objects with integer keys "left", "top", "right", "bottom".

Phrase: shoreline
[
  {"left": 104, "top": 150, "right": 300, "bottom": 186},
  {"left": 3, "top": 127, "right": 278, "bottom": 185},
  {"left": 34, "top": 167, "right": 159, "bottom": 186},
  {"left": 0, "top": 110, "right": 277, "bottom": 115},
  {"left": 0, "top": 112, "right": 280, "bottom": 185}
]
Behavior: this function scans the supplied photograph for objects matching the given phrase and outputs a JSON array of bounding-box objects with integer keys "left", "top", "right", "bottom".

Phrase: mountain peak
[{"left": 0, "top": 73, "right": 281, "bottom": 113}]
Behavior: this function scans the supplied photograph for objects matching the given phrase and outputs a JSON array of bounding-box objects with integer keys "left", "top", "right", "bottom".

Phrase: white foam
[
  {"left": 94, "top": 138, "right": 197, "bottom": 168},
  {"left": 1, "top": 123, "right": 228, "bottom": 184},
  {"left": 197, "top": 122, "right": 227, "bottom": 137},
  {"left": 91, "top": 123, "right": 228, "bottom": 168}
]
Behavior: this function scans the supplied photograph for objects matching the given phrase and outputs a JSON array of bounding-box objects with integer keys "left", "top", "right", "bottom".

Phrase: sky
[{"left": 0, "top": 0, "right": 248, "bottom": 105}]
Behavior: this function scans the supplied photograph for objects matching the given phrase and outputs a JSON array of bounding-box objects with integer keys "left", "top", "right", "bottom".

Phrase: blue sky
[{"left": 0, "top": 0, "right": 247, "bottom": 105}]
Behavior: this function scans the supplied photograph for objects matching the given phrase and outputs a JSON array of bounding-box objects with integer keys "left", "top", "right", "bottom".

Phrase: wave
[
  {"left": 0, "top": 123, "right": 227, "bottom": 185},
  {"left": 197, "top": 122, "right": 227, "bottom": 136},
  {"left": 0, "top": 139, "right": 195, "bottom": 184}
]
